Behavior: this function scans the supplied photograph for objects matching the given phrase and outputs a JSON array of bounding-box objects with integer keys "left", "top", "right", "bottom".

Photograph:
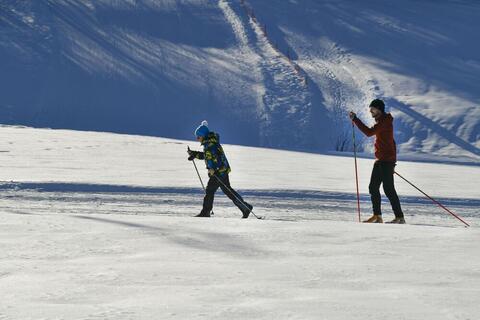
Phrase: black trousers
[
  {"left": 369, "top": 161, "right": 404, "bottom": 217},
  {"left": 201, "top": 173, "right": 250, "bottom": 214}
]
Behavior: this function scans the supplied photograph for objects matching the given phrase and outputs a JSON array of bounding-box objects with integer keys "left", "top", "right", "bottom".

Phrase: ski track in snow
[
  {"left": 220, "top": 0, "right": 312, "bottom": 148},
  {"left": 0, "top": 125, "right": 478, "bottom": 227},
  {"left": 295, "top": 37, "right": 363, "bottom": 150},
  {"left": 1, "top": 183, "right": 478, "bottom": 227}
]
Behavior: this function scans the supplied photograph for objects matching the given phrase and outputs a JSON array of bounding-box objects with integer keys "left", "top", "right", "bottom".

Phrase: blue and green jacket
[{"left": 192, "top": 132, "right": 231, "bottom": 175}]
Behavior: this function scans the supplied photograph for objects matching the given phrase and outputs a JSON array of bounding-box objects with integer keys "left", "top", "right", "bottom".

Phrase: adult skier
[
  {"left": 349, "top": 99, "right": 405, "bottom": 224},
  {"left": 187, "top": 121, "right": 253, "bottom": 218}
]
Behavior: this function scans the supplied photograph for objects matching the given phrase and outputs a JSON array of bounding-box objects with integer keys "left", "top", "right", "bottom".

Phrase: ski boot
[
  {"left": 363, "top": 214, "right": 383, "bottom": 223},
  {"left": 387, "top": 217, "right": 406, "bottom": 224},
  {"left": 241, "top": 203, "right": 253, "bottom": 219},
  {"left": 195, "top": 211, "right": 211, "bottom": 218}
]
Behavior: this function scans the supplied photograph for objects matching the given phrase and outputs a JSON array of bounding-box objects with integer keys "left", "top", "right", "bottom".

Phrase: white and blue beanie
[{"left": 194, "top": 120, "right": 210, "bottom": 138}]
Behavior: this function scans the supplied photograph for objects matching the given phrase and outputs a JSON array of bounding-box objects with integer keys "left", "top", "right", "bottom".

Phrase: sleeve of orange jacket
[{"left": 353, "top": 117, "right": 383, "bottom": 137}]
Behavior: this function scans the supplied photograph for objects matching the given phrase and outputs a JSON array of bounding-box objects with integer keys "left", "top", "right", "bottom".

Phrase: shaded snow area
[
  {"left": 247, "top": 0, "right": 480, "bottom": 159},
  {"left": 1, "top": 0, "right": 479, "bottom": 159},
  {"left": 0, "top": 126, "right": 479, "bottom": 319}
]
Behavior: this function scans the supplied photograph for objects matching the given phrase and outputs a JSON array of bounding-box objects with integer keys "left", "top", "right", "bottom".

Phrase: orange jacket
[{"left": 353, "top": 113, "right": 397, "bottom": 162}]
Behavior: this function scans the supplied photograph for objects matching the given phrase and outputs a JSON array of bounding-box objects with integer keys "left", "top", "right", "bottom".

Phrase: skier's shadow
[
  {"left": 71, "top": 215, "right": 273, "bottom": 258},
  {"left": 73, "top": 215, "right": 169, "bottom": 233}
]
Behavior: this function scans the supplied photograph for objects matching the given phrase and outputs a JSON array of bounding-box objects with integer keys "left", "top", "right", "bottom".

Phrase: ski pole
[
  {"left": 394, "top": 171, "right": 470, "bottom": 227},
  {"left": 188, "top": 146, "right": 213, "bottom": 216},
  {"left": 212, "top": 174, "right": 263, "bottom": 220},
  {"left": 352, "top": 122, "right": 361, "bottom": 222},
  {"left": 188, "top": 146, "right": 206, "bottom": 191}
]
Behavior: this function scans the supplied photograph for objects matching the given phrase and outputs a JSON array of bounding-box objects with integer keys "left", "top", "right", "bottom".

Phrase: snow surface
[
  {"left": 1, "top": 126, "right": 479, "bottom": 319},
  {"left": 1, "top": 0, "right": 479, "bottom": 159}
]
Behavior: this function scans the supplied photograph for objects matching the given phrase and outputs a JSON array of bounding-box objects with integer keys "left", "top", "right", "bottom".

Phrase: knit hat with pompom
[{"left": 194, "top": 120, "right": 210, "bottom": 138}]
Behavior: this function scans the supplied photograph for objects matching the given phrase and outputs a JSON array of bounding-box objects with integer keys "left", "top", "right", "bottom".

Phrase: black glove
[
  {"left": 187, "top": 149, "right": 199, "bottom": 161},
  {"left": 187, "top": 148, "right": 205, "bottom": 161}
]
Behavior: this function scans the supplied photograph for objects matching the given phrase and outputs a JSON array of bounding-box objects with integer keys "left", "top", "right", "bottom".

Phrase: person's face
[
  {"left": 196, "top": 136, "right": 203, "bottom": 143},
  {"left": 369, "top": 107, "right": 382, "bottom": 119}
]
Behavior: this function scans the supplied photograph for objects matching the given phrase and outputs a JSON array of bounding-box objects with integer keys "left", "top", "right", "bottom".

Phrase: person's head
[
  {"left": 369, "top": 99, "right": 385, "bottom": 119},
  {"left": 194, "top": 120, "right": 209, "bottom": 142}
]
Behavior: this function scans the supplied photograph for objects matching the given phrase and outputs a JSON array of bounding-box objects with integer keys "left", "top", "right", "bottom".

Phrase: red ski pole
[
  {"left": 352, "top": 122, "right": 361, "bottom": 222},
  {"left": 394, "top": 171, "right": 470, "bottom": 227}
]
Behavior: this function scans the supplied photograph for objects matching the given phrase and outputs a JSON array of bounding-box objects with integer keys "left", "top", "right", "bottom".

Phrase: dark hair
[{"left": 369, "top": 99, "right": 385, "bottom": 113}]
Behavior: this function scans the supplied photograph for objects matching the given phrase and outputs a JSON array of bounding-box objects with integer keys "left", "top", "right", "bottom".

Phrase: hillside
[{"left": 1, "top": 0, "right": 479, "bottom": 160}]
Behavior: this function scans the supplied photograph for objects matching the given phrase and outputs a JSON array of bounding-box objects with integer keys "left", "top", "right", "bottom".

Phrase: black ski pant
[
  {"left": 201, "top": 173, "right": 250, "bottom": 215},
  {"left": 369, "top": 161, "right": 404, "bottom": 218}
]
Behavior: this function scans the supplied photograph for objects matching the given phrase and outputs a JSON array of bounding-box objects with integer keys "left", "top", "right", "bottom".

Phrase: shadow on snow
[{"left": 1, "top": 181, "right": 479, "bottom": 210}]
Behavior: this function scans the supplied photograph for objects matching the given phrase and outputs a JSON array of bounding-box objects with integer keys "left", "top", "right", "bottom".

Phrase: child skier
[
  {"left": 349, "top": 99, "right": 405, "bottom": 224},
  {"left": 187, "top": 121, "right": 253, "bottom": 218}
]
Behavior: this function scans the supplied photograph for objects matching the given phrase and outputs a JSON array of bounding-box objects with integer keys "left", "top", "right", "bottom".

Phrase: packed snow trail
[
  {"left": 1, "top": 180, "right": 478, "bottom": 227},
  {"left": 293, "top": 36, "right": 371, "bottom": 151},
  {"left": 219, "top": 0, "right": 317, "bottom": 149},
  {"left": 0, "top": 125, "right": 479, "bottom": 225}
]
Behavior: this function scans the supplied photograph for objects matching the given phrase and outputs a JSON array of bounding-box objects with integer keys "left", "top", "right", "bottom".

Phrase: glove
[
  {"left": 187, "top": 149, "right": 197, "bottom": 161},
  {"left": 208, "top": 169, "right": 216, "bottom": 177},
  {"left": 349, "top": 111, "right": 357, "bottom": 120}
]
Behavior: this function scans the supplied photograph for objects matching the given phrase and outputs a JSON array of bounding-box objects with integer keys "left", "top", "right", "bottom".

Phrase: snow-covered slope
[
  {"left": 1, "top": 0, "right": 479, "bottom": 160},
  {"left": 248, "top": 0, "right": 480, "bottom": 159},
  {"left": 0, "top": 0, "right": 262, "bottom": 142},
  {"left": 0, "top": 126, "right": 479, "bottom": 319}
]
